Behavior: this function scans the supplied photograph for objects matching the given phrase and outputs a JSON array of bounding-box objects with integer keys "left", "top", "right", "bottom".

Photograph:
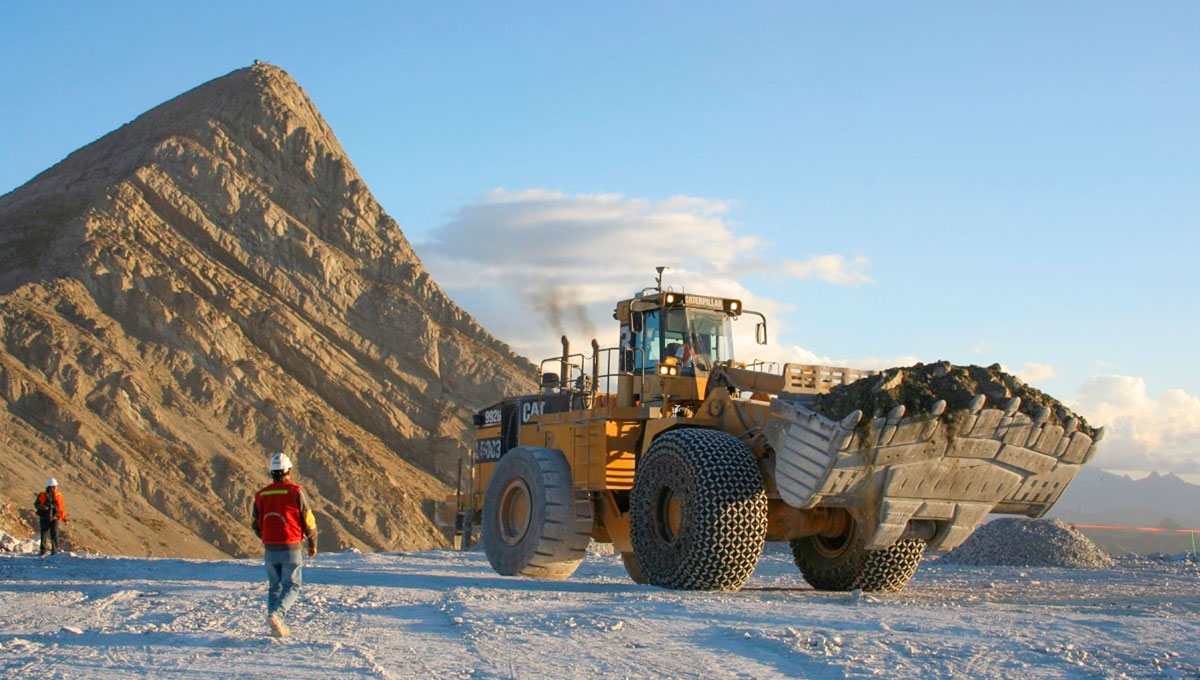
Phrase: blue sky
[{"left": 2, "top": 2, "right": 1198, "bottom": 475}]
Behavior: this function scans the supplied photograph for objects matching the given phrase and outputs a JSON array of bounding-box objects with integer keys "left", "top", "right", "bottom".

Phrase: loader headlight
[
  {"left": 657, "top": 364, "right": 679, "bottom": 377},
  {"left": 665, "top": 293, "right": 677, "bottom": 304},
  {"left": 725, "top": 299, "right": 741, "bottom": 314}
]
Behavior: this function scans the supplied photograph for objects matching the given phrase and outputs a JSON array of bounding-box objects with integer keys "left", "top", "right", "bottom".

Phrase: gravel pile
[{"left": 941, "top": 518, "right": 1115, "bottom": 568}]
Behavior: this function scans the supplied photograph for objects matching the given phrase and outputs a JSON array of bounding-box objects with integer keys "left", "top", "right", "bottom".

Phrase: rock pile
[
  {"left": 812, "top": 361, "right": 1094, "bottom": 436},
  {"left": 0, "top": 531, "right": 37, "bottom": 554},
  {"left": 941, "top": 518, "right": 1115, "bottom": 568},
  {"left": 586, "top": 540, "right": 617, "bottom": 557},
  {"left": 0, "top": 63, "right": 535, "bottom": 557}
]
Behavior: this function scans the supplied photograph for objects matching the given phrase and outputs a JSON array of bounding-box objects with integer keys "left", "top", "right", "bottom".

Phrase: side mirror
[
  {"left": 755, "top": 322, "right": 768, "bottom": 345},
  {"left": 541, "top": 372, "right": 560, "bottom": 388},
  {"left": 631, "top": 314, "right": 643, "bottom": 333}
]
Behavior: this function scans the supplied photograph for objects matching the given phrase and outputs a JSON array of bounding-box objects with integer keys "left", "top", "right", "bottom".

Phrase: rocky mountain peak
[
  {"left": 4, "top": 63, "right": 406, "bottom": 286},
  {"left": 0, "top": 63, "right": 534, "bottom": 557}
]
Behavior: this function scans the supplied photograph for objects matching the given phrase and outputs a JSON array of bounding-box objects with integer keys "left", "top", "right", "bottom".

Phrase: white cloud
[
  {"left": 995, "top": 362, "right": 1056, "bottom": 384},
  {"left": 1014, "top": 362, "right": 1057, "bottom": 383},
  {"left": 782, "top": 254, "right": 874, "bottom": 286},
  {"left": 1071, "top": 376, "right": 1200, "bottom": 474},
  {"left": 421, "top": 189, "right": 755, "bottom": 296},
  {"left": 418, "top": 189, "right": 879, "bottom": 361},
  {"left": 752, "top": 344, "right": 922, "bottom": 373}
]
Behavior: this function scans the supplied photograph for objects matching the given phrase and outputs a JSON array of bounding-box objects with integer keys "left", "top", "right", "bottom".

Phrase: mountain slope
[{"left": 0, "top": 63, "right": 534, "bottom": 557}]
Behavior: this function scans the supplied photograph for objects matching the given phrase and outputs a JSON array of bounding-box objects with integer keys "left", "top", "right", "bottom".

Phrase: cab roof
[{"left": 613, "top": 291, "right": 742, "bottom": 323}]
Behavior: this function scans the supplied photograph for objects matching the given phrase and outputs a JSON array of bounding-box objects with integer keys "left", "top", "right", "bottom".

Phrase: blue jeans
[{"left": 264, "top": 549, "right": 303, "bottom": 618}]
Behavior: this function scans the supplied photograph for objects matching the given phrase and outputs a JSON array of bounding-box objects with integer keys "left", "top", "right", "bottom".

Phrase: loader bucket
[{"left": 765, "top": 395, "right": 1103, "bottom": 552}]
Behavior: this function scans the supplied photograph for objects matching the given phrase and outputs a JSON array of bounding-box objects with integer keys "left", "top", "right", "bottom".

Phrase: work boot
[{"left": 268, "top": 612, "right": 290, "bottom": 638}]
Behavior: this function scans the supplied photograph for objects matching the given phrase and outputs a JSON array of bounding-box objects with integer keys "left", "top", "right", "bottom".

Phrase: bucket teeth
[
  {"left": 839, "top": 409, "right": 863, "bottom": 429},
  {"left": 968, "top": 394, "right": 987, "bottom": 413},
  {"left": 930, "top": 399, "right": 947, "bottom": 417},
  {"left": 1033, "top": 406, "right": 1051, "bottom": 425},
  {"left": 1003, "top": 397, "right": 1021, "bottom": 416}
]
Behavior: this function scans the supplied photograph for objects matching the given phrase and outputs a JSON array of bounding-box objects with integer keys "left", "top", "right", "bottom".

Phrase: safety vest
[
  {"left": 36, "top": 490, "right": 66, "bottom": 520},
  {"left": 254, "top": 481, "right": 308, "bottom": 545}
]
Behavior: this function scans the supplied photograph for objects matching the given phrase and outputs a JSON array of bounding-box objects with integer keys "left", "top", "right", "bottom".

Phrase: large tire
[
  {"left": 482, "top": 447, "right": 593, "bottom": 579},
  {"left": 630, "top": 429, "right": 767, "bottom": 591},
  {"left": 790, "top": 518, "right": 925, "bottom": 593}
]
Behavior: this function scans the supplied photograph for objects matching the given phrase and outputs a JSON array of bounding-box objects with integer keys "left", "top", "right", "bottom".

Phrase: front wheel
[
  {"left": 481, "top": 447, "right": 593, "bottom": 579},
  {"left": 630, "top": 428, "right": 767, "bottom": 591},
  {"left": 790, "top": 517, "right": 925, "bottom": 593}
]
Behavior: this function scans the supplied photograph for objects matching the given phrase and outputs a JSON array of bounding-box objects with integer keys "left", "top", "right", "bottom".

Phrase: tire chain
[{"left": 630, "top": 429, "right": 767, "bottom": 591}]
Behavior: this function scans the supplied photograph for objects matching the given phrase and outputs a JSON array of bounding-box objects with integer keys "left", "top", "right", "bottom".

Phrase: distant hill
[
  {"left": 1046, "top": 467, "right": 1200, "bottom": 555},
  {"left": 1050, "top": 467, "right": 1200, "bottom": 527},
  {"left": 0, "top": 63, "right": 535, "bottom": 557}
]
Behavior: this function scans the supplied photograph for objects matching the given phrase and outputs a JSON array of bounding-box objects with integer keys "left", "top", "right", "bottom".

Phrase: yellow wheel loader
[{"left": 454, "top": 271, "right": 1103, "bottom": 592}]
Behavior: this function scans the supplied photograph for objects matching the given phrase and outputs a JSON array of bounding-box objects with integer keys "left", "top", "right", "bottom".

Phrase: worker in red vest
[
  {"left": 34, "top": 478, "right": 67, "bottom": 556},
  {"left": 252, "top": 452, "right": 317, "bottom": 638}
]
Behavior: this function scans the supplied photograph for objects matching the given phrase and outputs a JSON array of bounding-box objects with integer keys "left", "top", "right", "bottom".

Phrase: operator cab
[
  {"left": 629, "top": 296, "right": 737, "bottom": 376},
  {"left": 500, "top": 269, "right": 769, "bottom": 419},
  {"left": 616, "top": 289, "right": 763, "bottom": 377}
]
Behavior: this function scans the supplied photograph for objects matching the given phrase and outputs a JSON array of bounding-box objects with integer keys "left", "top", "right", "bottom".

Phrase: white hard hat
[
  {"left": 46, "top": 477, "right": 58, "bottom": 487},
  {"left": 269, "top": 452, "right": 292, "bottom": 472}
]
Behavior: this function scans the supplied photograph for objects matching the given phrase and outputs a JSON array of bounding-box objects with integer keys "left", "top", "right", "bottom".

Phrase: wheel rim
[
  {"left": 498, "top": 478, "right": 532, "bottom": 546},
  {"left": 812, "top": 520, "right": 855, "bottom": 559},
  {"left": 654, "top": 488, "right": 683, "bottom": 543}
]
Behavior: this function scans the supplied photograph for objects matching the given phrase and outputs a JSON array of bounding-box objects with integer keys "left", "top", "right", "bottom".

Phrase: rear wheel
[
  {"left": 630, "top": 429, "right": 767, "bottom": 591},
  {"left": 790, "top": 517, "right": 925, "bottom": 593},
  {"left": 482, "top": 447, "right": 593, "bottom": 579}
]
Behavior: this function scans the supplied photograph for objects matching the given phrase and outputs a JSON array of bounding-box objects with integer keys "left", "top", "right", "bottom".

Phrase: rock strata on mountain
[{"left": 0, "top": 63, "right": 535, "bottom": 558}]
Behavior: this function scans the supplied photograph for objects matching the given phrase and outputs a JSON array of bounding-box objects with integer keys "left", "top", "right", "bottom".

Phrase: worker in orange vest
[
  {"left": 34, "top": 478, "right": 67, "bottom": 556},
  {"left": 252, "top": 452, "right": 317, "bottom": 638}
]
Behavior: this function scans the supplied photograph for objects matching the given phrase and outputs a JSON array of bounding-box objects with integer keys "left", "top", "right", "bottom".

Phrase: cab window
[
  {"left": 633, "top": 310, "right": 661, "bottom": 370},
  {"left": 663, "top": 308, "right": 735, "bottom": 374}
]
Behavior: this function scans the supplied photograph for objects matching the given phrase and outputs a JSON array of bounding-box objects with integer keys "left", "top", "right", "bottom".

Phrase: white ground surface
[{"left": 1, "top": 547, "right": 1197, "bottom": 679}]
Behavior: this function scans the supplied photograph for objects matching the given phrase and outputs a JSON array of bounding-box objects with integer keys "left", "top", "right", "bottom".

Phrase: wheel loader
[{"left": 453, "top": 270, "right": 1103, "bottom": 592}]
